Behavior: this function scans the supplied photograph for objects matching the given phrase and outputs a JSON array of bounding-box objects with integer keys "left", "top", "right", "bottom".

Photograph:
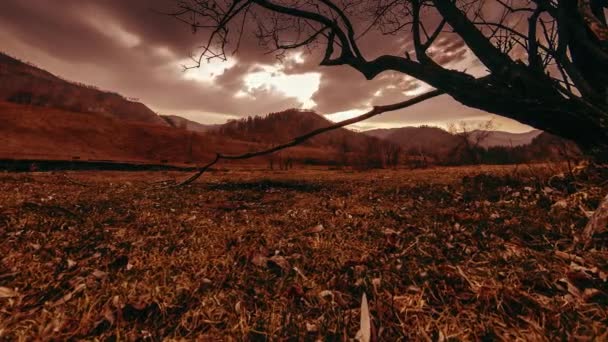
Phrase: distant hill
[
  {"left": 363, "top": 128, "right": 394, "bottom": 140},
  {"left": 0, "top": 52, "right": 388, "bottom": 167},
  {"left": 366, "top": 126, "right": 460, "bottom": 157},
  {"left": 367, "top": 126, "right": 542, "bottom": 148},
  {"left": 0, "top": 52, "right": 167, "bottom": 126},
  {"left": 470, "top": 129, "right": 543, "bottom": 148},
  {"left": 161, "top": 115, "right": 219, "bottom": 133},
  {"left": 0, "top": 51, "right": 579, "bottom": 168},
  {"left": 218, "top": 109, "right": 387, "bottom": 151},
  {"left": 216, "top": 109, "right": 399, "bottom": 167},
  {"left": 0, "top": 101, "right": 215, "bottom": 163}
]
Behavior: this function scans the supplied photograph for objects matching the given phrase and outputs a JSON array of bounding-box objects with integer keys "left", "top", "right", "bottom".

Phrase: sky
[{"left": 0, "top": 0, "right": 535, "bottom": 132}]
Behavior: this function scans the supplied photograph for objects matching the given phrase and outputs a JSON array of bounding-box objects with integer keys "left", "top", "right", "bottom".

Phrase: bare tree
[
  {"left": 382, "top": 142, "right": 402, "bottom": 168},
  {"left": 448, "top": 119, "right": 496, "bottom": 164},
  {"left": 169, "top": 0, "right": 608, "bottom": 161},
  {"left": 167, "top": 1, "right": 608, "bottom": 239},
  {"left": 337, "top": 136, "right": 351, "bottom": 169}
]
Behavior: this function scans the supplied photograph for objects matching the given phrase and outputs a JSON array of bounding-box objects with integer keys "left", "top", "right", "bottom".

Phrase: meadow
[{"left": 1, "top": 165, "right": 607, "bottom": 340}]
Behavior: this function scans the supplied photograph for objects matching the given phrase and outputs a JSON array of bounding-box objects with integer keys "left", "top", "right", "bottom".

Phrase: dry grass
[{"left": 0, "top": 165, "right": 607, "bottom": 340}]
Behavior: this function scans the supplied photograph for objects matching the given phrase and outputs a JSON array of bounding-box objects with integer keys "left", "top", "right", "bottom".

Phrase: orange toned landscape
[
  {"left": 2, "top": 165, "right": 607, "bottom": 340},
  {"left": 1, "top": 1, "right": 608, "bottom": 340}
]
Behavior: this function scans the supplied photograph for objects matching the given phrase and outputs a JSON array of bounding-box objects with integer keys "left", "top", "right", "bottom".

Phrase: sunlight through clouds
[
  {"left": 324, "top": 108, "right": 369, "bottom": 123},
  {"left": 180, "top": 58, "right": 237, "bottom": 83},
  {"left": 241, "top": 64, "right": 320, "bottom": 108}
]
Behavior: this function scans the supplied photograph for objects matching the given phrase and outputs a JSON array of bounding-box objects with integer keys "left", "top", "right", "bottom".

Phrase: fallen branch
[{"left": 172, "top": 89, "right": 445, "bottom": 187}]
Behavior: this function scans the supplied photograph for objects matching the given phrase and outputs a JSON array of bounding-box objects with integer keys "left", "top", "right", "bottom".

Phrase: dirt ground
[{"left": 0, "top": 165, "right": 607, "bottom": 340}]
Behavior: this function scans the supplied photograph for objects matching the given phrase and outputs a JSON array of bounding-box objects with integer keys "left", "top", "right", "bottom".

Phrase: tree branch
[
  {"left": 432, "top": 0, "right": 516, "bottom": 73},
  {"left": 173, "top": 89, "right": 445, "bottom": 186}
]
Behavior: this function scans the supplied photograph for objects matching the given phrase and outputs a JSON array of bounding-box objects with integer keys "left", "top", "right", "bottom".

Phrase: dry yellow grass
[{"left": 0, "top": 165, "right": 607, "bottom": 340}]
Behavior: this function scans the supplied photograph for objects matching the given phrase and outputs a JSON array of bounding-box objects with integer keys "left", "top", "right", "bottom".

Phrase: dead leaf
[
  {"left": 304, "top": 224, "right": 324, "bottom": 235},
  {"left": 306, "top": 322, "right": 318, "bottom": 333},
  {"left": 251, "top": 254, "right": 268, "bottom": 267},
  {"left": 583, "top": 288, "right": 602, "bottom": 302},
  {"left": 318, "top": 290, "right": 334, "bottom": 301},
  {"left": 92, "top": 270, "right": 108, "bottom": 279},
  {"left": 356, "top": 293, "right": 371, "bottom": 342},
  {"left": 0, "top": 286, "right": 18, "bottom": 298},
  {"left": 52, "top": 283, "right": 86, "bottom": 307},
  {"left": 268, "top": 255, "right": 291, "bottom": 273}
]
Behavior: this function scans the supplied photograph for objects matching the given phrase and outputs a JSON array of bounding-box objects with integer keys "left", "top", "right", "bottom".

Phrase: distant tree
[
  {"left": 382, "top": 142, "right": 402, "bottom": 168},
  {"left": 170, "top": 0, "right": 608, "bottom": 161},
  {"left": 8, "top": 91, "right": 33, "bottom": 105},
  {"left": 356, "top": 137, "right": 385, "bottom": 170},
  {"left": 337, "top": 136, "right": 350, "bottom": 168},
  {"left": 448, "top": 120, "right": 496, "bottom": 164}
]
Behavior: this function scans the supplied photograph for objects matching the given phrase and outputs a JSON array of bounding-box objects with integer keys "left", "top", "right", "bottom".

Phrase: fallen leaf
[
  {"left": 52, "top": 283, "right": 86, "bottom": 307},
  {"left": 251, "top": 254, "right": 268, "bottom": 267},
  {"left": 356, "top": 293, "right": 371, "bottom": 342},
  {"left": 92, "top": 270, "right": 108, "bottom": 279},
  {"left": 0, "top": 287, "right": 18, "bottom": 298},
  {"left": 306, "top": 322, "right": 318, "bottom": 333},
  {"left": 304, "top": 224, "right": 324, "bottom": 235},
  {"left": 268, "top": 255, "right": 291, "bottom": 273},
  {"left": 318, "top": 290, "right": 334, "bottom": 301}
]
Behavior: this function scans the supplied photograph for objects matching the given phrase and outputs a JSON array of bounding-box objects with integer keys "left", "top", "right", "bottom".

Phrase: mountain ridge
[{"left": 0, "top": 52, "right": 167, "bottom": 126}]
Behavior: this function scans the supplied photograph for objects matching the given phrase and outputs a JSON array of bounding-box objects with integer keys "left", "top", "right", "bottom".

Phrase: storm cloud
[{"left": 0, "top": 0, "right": 533, "bottom": 131}]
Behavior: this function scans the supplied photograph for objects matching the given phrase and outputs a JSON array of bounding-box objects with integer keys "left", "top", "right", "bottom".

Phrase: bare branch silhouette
[
  {"left": 174, "top": 89, "right": 444, "bottom": 186},
  {"left": 170, "top": 0, "right": 608, "bottom": 161}
]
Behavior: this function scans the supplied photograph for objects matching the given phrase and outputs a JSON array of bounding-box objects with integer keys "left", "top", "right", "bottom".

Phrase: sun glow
[
  {"left": 180, "top": 58, "right": 237, "bottom": 83},
  {"left": 241, "top": 64, "right": 321, "bottom": 109},
  {"left": 324, "top": 108, "right": 369, "bottom": 123}
]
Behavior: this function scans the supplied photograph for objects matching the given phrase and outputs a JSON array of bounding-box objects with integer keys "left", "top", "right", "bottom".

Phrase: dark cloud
[{"left": 0, "top": 0, "right": 532, "bottom": 132}]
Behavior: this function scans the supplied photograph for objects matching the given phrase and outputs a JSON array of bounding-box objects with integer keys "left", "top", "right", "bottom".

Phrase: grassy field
[{"left": 1, "top": 165, "right": 607, "bottom": 340}]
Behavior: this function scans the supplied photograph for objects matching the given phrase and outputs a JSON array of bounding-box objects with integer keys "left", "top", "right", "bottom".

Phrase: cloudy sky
[{"left": 0, "top": 0, "right": 534, "bottom": 132}]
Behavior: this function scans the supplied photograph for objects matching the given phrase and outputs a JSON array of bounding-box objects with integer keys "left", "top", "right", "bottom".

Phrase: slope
[{"left": 0, "top": 52, "right": 167, "bottom": 126}]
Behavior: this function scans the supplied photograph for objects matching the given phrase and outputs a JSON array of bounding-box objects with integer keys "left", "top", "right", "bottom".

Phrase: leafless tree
[
  {"left": 169, "top": 0, "right": 608, "bottom": 161},
  {"left": 448, "top": 119, "right": 496, "bottom": 164},
  {"left": 383, "top": 143, "right": 402, "bottom": 168},
  {"left": 167, "top": 1, "right": 608, "bottom": 238}
]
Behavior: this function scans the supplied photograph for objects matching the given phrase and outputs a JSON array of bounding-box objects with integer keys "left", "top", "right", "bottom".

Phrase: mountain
[
  {"left": 366, "top": 126, "right": 460, "bottom": 157},
  {"left": 366, "top": 126, "right": 543, "bottom": 151},
  {"left": 0, "top": 52, "right": 167, "bottom": 126},
  {"left": 0, "top": 51, "right": 576, "bottom": 168},
  {"left": 215, "top": 109, "right": 399, "bottom": 166},
  {"left": 470, "top": 129, "right": 543, "bottom": 148},
  {"left": 218, "top": 109, "right": 385, "bottom": 150},
  {"left": 161, "top": 115, "right": 219, "bottom": 133},
  {"left": 0, "top": 53, "right": 384, "bottom": 167},
  {"left": 0, "top": 101, "right": 219, "bottom": 163},
  {"left": 364, "top": 128, "right": 395, "bottom": 140}
]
